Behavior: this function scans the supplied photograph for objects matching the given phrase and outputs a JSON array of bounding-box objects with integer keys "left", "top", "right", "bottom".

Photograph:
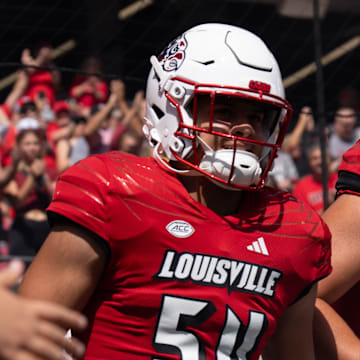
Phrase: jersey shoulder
[
  {"left": 243, "top": 186, "right": 327, "bottom": 237},
  {"left": 241, "top": 187, "right": 331, "bottom": 283},
  {"left": 338, "top": 139, "right": 360, "bottom": 174},
  {"left": 48, "top": 152, "right": 177, "bottom": 241},
  {"left": 53, "top": 151, "right": 176, "bottom": 198},
  {"left": 336, "top": 139, "right": 360, "bottom": 196}
]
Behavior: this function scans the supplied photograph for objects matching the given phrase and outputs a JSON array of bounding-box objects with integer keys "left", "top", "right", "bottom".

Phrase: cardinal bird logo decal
[{"left": 158, "top": 34, "right": 188, "bottom": 72}]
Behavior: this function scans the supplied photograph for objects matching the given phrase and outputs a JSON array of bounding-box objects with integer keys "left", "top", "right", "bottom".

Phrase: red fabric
[
  {"left": 48, "top": 152, "right": 331, "bottom": 360},
  {"left": 338, "top": 138, "right": 360, "bottom": 175},
  {"left": 45, "top": 121, "right": 61, "bottom": 151},
  {"left": 69, "top": 76, "right": 108, "bottom": 108},
  {"left": 53, "top": 100, "right": 70, "bottom": 114},
  {"left": 2, "top": 126, "right": 17, "bottom": 163},
  {"left": 292, "top": 173, "right": 338, "bottom": 212},
  {"left": 25, "top": 70, "right": 55, "bottom": 106},
  {"left": 0, "top": 103, "right": 12, "bottom": 119},
  {"left": 12, "top": 165, "right": 58, "bottom": 216}
]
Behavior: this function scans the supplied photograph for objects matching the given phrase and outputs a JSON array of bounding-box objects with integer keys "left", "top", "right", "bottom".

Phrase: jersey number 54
[{"left": 153, "top": 294, "right": 267, "bottom": 360}]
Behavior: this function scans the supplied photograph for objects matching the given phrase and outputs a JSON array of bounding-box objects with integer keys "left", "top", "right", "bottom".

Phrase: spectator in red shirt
[
  {"left": 69, "top": 56, "right": 108, "bottom": 117},
  {"left": 3, "top": 129, "right": 58, "bottom": 258},
  {"left": 21, "top": 44, "right": 60, "bottom": 107},
  {"left": 292, "top": 142, "right": 337, "bottom": 213},
  {"left": 1, "top": 98, "right": 42, "bottom": 166}
]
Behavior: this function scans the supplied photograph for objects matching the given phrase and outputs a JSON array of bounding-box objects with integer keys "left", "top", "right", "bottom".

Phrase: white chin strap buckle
[{"left": 199, "top": 149, "right": 262, "bottom": 187}]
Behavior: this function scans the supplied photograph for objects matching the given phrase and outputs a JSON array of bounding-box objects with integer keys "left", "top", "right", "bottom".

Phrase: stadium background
[{"left": 0, "top": 0, "right": 359, "bottom": 125}]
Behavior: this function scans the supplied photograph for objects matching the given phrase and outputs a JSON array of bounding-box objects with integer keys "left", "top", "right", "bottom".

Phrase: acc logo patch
[
  {"left": 166, "top": 220, "right": 194, "bottom": 238},
  {"left": 158, "top": 34, "right": 188, "bottom": 72}
]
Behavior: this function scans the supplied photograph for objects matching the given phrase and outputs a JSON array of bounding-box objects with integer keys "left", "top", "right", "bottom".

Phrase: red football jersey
[{"left": 47, "top": 152, "right": 331, "bottom": 360}]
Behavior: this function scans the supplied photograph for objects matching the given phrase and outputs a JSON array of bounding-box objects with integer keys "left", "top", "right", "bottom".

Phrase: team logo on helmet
[{"left": 158, "top": 34, "right": 187, "bottom": 72}]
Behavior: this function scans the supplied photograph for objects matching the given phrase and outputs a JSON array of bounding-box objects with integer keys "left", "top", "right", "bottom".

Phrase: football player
[
  {"left": 315, "top": 139, "right": 360, "bottom": 359},
  {"left": 18, "top": 23, "right": 331, "bottom": 359}
]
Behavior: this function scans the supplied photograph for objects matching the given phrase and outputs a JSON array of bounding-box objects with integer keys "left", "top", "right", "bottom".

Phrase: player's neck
[{"left": 178, "top": 175, "right": 243, "bottom": 216}]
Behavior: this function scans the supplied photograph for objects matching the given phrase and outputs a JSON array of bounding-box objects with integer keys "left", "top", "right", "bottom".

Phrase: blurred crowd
[
  {"left": 0, "top": 45, "right": 151, "bottom": 261},
  {"left": 0, "top": 44, "right": 359, "bottom": 261},
  {"left": 269, "top": 98, "right": 360, "bottom": 213}
]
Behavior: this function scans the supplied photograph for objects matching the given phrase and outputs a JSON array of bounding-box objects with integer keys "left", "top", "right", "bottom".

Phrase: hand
[
  {"left": 30, "top": 159, "right": 46, "bottom": 178},
  {"left": 81, "top": 81, "right": 94, "bottom": 94},
  {"left": 0, "top": 260, "right": 87, "bottom": 360},
  {"left": 21, "top": 49, "right": 36, "bottom": 75},
  {"left": 299, "top": 106, "right": 315, "bottom": 131},
  {"left": 107, "top": 80, "right": 126, "bottom": 106},
  {"left": 132, "top": 90, "right": 145, "bottom": 117},
  {"left": 21, "top": 47, "right": 52, "bottom": 75},
  {"left": 10, "top": 147, "right": 23, "bottom": 165},
  {"left": 88, "top": 76, "right": 99, "bottom": 87}
]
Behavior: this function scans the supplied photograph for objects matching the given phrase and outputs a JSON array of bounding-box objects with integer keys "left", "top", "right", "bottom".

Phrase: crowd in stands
[
  {"left": 270, "top": 98, "right": 360, "bottom": 214},
  {"left": 0, "top": 44, "right": 359, "bottom": 261},
  {"left": 0, "top": 45, "right": 150, "bottom": 261}
]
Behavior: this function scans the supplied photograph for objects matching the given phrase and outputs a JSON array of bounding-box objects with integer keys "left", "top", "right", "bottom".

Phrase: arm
[
  {"left": 84, "top": 79, "right": 123, "bottom": 138},
  {"left": 0, "top": 259, "right": 87, "bottom": 360},
  {"left": 282, "top": 106, "right": 314, "bottom": 153},
  {"left": 313, "top": 193, "right": 360, "bottom": 359},
  {"left": 84, "top": 96, "right": 116, "bottom": 138},
  {"left": 55, "top": 138, "right": 71, "bottom": 173},
  {"left": 314, "top": 298, "right": 360, "bottom": 360},
  {"left": 262, "top": 284, "right": 317, "bottom": 360},
  {"left": 19, "top": 223, "right": 107, "bottom": 311},
  {"left": 0, "top": 69, "right": 29, "bottom": 125},
  {"left": 121, "top": 90, "right": 145, "bottom": 136},
  {"left": 4, "top": 70, "right": 29, "bottom": 113},
  {"left": 71, "top": 81, "right": 91, "bottom": 98},
  {"left": 319, "top": 194, "right": 360, "bottom": 302},
  {"left": 4, "top": 176, "right": 36, "bottom": 209},
  {"left": 50, "top": 123, "right": 76, "bottom": 143},
  {"left": 4, "top": 159, "right": 51, "bottom": 208}
]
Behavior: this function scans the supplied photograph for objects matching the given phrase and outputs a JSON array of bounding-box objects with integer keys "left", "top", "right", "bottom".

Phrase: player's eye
[
  {"left": 248, "top": 112, "right": 264, "bottom": 123},
  {"left": 214, "top": 107, "right": 232, "bottom": 120}
]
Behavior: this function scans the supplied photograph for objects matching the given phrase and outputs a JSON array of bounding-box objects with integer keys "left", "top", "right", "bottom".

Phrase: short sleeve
[
  {"left": 47, "top": 155, "right": 110, "bottom": 242},
  {"left": 336, "top": 139, "right": 360, "bottom": 197},
  {"left": 290, "top": 211, "right": 332, "bottom": 303}
]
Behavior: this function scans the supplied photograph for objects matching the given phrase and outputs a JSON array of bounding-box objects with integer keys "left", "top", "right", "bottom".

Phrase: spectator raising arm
[
  {"left": 0, "top": 70, "right": 29, "bottom": 126},
  {"left": 282, "top": 106, "right": 314, "bottom": 154},
  {"left": 84, "top": 79, "right": 125, "bottom": 139}
]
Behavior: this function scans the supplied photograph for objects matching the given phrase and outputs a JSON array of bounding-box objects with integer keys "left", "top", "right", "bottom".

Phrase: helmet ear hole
[{"left": 152, "top": 105, "right": 165, "bottom": 120}]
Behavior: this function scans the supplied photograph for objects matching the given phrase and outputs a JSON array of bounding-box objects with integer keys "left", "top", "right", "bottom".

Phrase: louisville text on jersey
[{"left": 153, "top": 250, "right": 282, "bottom": 298}]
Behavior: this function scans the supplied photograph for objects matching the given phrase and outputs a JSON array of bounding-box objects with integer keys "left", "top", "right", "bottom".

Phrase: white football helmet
[{"left": 143, "top": 23, "right": 293, "bottom": 190}]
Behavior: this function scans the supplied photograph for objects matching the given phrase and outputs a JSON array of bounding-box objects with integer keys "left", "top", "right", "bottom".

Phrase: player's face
[{"left": 195, "top": 96, "right": 269, "bottom": 158}]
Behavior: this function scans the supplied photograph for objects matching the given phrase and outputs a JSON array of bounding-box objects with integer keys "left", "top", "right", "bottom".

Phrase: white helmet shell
[{"left": 144, "top": 23, "right": 292, "bottom": 190}]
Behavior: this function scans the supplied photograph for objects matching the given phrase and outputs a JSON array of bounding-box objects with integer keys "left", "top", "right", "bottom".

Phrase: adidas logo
[{"left": 247, "top": 237, "right": 269, "bottom": 256}]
